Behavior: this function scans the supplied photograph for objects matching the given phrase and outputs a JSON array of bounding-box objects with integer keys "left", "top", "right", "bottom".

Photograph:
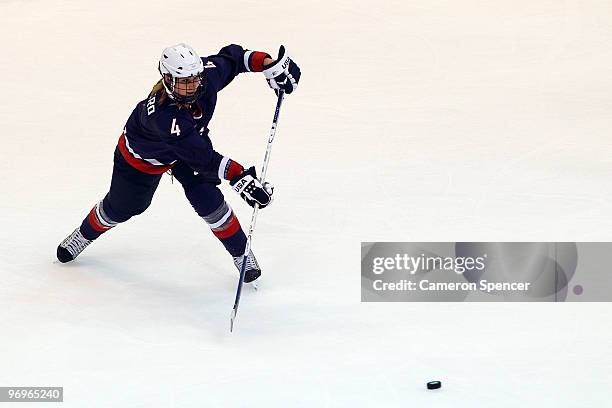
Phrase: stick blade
[{"left": 230, "top": 308, "right": 237, "bottom": 332}]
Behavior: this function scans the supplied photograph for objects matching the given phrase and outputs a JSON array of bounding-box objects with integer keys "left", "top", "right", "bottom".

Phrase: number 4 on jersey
[{"left": 171, "top": 118, "right": 181, "bottom": 136}]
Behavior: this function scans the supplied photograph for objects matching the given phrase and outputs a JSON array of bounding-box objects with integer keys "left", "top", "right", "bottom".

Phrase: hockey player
[{"left": 56, "top": 43, "right": 301, "bottom": 283}]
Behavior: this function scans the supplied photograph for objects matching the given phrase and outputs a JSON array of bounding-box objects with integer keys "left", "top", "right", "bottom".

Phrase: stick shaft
[{"left": 230, "top": 91, "right": 285, "bottom": 331}]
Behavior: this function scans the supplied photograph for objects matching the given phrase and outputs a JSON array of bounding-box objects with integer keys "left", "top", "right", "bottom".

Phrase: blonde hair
[
  {"left": 149, "top": 77, "right": 192, "bottom": 110},
  {"left": 149, "top": 79, "right": 168, "bottom": 105}
]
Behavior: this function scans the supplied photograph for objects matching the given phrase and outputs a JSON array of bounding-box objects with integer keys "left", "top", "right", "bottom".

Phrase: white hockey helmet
[{"left": 158, "top": 43, "right": 205, "bottom": 104}]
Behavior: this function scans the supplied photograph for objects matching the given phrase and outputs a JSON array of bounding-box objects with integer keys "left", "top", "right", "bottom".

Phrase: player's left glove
[
  {"left": 263, "top": 45, "right": 301, "bottom": 95},
  {"left": 230, "top": 166, "right": 274, "bottom": 208}
]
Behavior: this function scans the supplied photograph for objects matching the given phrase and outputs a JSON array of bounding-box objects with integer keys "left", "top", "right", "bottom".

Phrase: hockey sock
[
  {"left": 203, "top": 201, "right": 247, "bottom": 257},
  {"left": 79, "top": 199, "right": 122, "bottom": 241}
]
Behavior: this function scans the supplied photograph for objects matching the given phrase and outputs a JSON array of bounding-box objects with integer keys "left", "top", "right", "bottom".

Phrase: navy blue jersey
[{"left": 118, "top": 44, "right": 269, "bottom": 178}]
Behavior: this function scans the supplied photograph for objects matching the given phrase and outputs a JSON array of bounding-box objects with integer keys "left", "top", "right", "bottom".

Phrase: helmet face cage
[{"left": 159, "top": 67, "right": 206, "bottom": 105}]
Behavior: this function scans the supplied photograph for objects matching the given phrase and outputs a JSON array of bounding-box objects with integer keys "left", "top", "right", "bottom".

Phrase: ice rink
[{"left": 1, "top": 0, "right": 611, "bottom": 406}]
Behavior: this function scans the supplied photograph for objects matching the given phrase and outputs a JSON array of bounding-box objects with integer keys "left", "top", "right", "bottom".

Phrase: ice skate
[
  {"left": 233, "top": 249, "right": 261, "bottom": 283},
  {"left": 56, "top": 228, "right": 92, "bottom": 263}
]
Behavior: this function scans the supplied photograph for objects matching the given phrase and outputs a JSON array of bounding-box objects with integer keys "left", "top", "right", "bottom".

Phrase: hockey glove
[
  {"left": 230, "top": 166, "right": 274, "bottom": 208},
  {"left": 263, "top": 45, "right": 301, "bottom": 95}
]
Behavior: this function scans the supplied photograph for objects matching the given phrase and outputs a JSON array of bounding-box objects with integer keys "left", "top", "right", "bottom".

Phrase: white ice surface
[{"left": 1, "top": 0, "right": 611, "bottom": 406}]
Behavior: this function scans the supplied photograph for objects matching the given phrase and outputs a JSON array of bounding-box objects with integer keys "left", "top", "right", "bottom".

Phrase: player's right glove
[{"left": 230, "top": 166, "right": 274, "bottom": 208}]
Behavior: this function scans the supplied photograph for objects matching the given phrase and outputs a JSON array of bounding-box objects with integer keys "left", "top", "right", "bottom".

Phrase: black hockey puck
[{"left": 427, "top": 381, "right": 441, "bottom": 390}]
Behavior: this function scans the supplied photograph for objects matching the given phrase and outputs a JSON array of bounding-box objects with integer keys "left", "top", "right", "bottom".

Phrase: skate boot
[
  {"left": 56, "top": 228, "right": 92, "bottom": 263},
  {"left": 233, "top": 249, "right": 261, "bottom": 283}
]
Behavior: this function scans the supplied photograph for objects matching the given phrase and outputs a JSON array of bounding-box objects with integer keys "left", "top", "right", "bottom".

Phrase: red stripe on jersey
[
  {"left": 212, "top": 215, "right": 241, "bottom": 239},
  {"left": 225, "top": 160, "right": 244, "bottom": 180},
  {"left": 117, "top": 134, "right": 175, "bottom": 175},
  {"left": 87, "top": 208, "right": 111, "bottom": 232},
  {"left": 250, "top": 52, "right": 270, "bottom": 72}
]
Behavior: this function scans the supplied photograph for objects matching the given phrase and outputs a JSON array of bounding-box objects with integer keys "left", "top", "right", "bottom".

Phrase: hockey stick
[{"left": 230, "top": 90, "right": 285, "bottom": 332}]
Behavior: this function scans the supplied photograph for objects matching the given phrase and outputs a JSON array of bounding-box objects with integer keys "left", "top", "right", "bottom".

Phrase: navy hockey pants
[{"left": 78, "top": 147, "right": 247, "bottom": 257}]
